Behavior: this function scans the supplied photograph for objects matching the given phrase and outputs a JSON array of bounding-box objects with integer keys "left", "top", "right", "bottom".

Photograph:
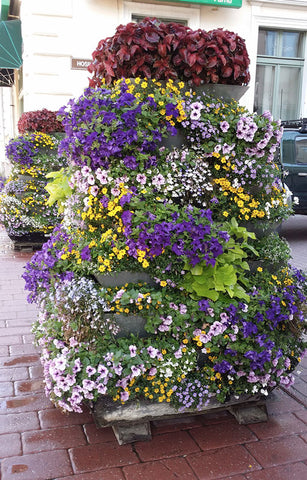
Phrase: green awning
[
  {"left": 0, "top": 19, "right": 22, "bottom": 69},
  {"left": 1, "top": 0, "right": 10, "bottom": 21}
]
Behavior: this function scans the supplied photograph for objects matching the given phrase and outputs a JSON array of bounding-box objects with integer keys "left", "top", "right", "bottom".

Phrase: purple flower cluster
[
  {"left": 22, "top": 226, "right": 75, "bottom": 303},
  {"left": 57, "top": 83, "right": 178, "bottom": 172},
  {"left": 174, "top": 377, "right": 214, "bottom": 411},
  {"left": 125, "top": 205, "right": 228, "bottom": 268}
]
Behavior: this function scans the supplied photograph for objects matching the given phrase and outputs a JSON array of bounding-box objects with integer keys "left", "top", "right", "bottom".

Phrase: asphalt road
[{"left": 280, "top": 214, "right": 307, "bottom": 272}]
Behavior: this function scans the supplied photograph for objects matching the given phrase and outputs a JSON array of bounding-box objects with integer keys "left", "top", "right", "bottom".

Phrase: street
[{"left": 280, "top": 215, "right": 307, "bottom": 272}]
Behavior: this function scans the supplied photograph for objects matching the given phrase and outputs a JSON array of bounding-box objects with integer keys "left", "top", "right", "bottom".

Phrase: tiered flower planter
[
  {"left": 0, "top": 129, "right": 65, "bottom": 248},
  {"left": 23, "top": 19, "right": 306, "bottom": 448}
]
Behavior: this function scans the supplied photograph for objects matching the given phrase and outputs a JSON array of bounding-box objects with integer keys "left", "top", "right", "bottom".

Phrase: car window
[{"left": 295, "top": 137, "right": 307, "bottom": 164}]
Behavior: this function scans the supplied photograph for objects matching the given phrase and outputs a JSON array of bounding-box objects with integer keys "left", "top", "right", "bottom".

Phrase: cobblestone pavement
[{"left": 0, "top": 223, "right": 306, "bottom": 480}]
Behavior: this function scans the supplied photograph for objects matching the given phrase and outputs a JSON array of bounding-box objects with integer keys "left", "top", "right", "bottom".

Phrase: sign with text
[
  {"left": 71, "top": 58, "right": 91, "bottom": 70},
  {"left": 157, "top": 0, "right": 242, "bottom": 7}
]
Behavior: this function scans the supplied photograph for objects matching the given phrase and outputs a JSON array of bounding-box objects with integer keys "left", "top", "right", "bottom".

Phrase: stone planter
[
  {"left": 92, "top": 393, "right": 268, "bottom": 445},
  {"left": 241, "top": 220, "right": 281, "bottom": 239},
  {"left": 8, "top": 232, "right": 49, "bottom": 250},
  {"left": 192, "top": 83, "right": 249, "bottom": 102},
  {"left": 102, "top": 313, "right": 150, "bottom": 338},
  {"left": 94, "top": 271, "right": 155, "bottom": 288}
]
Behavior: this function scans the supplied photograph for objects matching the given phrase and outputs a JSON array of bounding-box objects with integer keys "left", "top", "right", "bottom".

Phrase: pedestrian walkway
[{"left": 0, "top": 225, "right": 306, "bottom": 480}]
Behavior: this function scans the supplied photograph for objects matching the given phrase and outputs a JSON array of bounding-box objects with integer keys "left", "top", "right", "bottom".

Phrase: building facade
[{"left": 1, "top": 0, "right": 307, "bottom": 175}]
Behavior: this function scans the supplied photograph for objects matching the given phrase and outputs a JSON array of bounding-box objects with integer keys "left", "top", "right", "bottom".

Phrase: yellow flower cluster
[
  {"left": 214, "top": 177, "right": 266, "bottom": 220},
  {"left": 31, "top": 132, "right": 55, "bottom": 150},
  {"left": 18, "top": 165, "right": 46, "bottom": 178},
  {"left": 79, "top": 183, "right": 133, "bottom": 273},
  {"left": 113, "top": 374, "right": 179, "bottom": 404}
]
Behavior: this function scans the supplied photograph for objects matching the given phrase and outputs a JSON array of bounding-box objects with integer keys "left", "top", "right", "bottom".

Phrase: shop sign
[
  {"left": 156, "top": 0, "right": 242, "bottom": 7},
  {"left": 71, "top": 58, "right": 91, "bottom": 70}
]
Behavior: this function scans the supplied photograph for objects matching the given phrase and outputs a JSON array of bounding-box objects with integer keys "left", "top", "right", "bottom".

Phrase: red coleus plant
[
  {"left": 18, "top": 108, "right": 64, "bottom": 134},
  {"left": 88, "top": 18, "right": 250, "bottom": 87}
]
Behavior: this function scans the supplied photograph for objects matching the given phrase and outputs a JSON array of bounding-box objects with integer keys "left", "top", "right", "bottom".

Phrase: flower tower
[
  {"left": 0, "top": 109, "right": 66, "bottom": 245},
  {"left": 23, "top": 19, "right": 306, "bottom": 444}
]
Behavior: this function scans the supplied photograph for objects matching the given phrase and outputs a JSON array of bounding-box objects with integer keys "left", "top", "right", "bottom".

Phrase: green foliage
[
  {"left": 45, "top": 168, "right": 72, "bottom": 212},
  {"left": 181, "top": 219, "right": 257, "bottom": 302}
]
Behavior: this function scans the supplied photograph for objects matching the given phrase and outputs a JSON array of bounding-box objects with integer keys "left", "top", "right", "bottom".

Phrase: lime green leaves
[
  {"left": 181, "top": 218, "right": 257, "bottom": 302},
  {"left": 45, "top": 168, "right": 72, "bottom": 212}
]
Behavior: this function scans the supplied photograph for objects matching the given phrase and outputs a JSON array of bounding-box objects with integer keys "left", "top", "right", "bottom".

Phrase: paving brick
[
  {"left": 247, "top": 412, "right": 307, "bottom": 440},
  {"left": 83, "top": 423, "right": 117, "bottom": 444},
  {"left": 134, "top": 430, "right": 200, "bottom": 462},
  {"left": 22, "top": 425, "right": 87, "bottom": 453},
  {"left": 0, "top": 303, "right": 34, "bottom": 313},
  {"left": 22, "top": 334, "right": 35, "bottom": 344},
  {"left": 39, "top": 406, "right": 93, "bottom": 429},
  {"left": 0, "top": 335, "right": 22, "bottom": 345},
  {"left": 219, "top": 476, "right": 246, "bottom": 480},
  {"left": 190, "top": 422, "right": 257, "bottom": 450},
  {"left": 1, "top": 394, "right": 51, "bottom": 414},
  {"left": 0, "top": 411, "right": 39, "bottom": 434},
  {"left": 299, "top": 432, "right": 307, "bottom": 443},
  {"left": 69, "top": 443, "right": 138, "bottom": 473},
  {"left": 0, "top": 381, "right": 14, "bottom": 397},
  {"left": 9, "top": 344, "right": 38, "bottom": 356},
  {"left": 55, "top": 469, "right": 125, "bottom": 480},
  {"left": 0, "top": 328, "right": 35, "bottom": 340},
  {"left": 266, "top": 389, "right": 305, "bottom": 414},
  {"left": 0, "top": 433, "right": 22, "bottom": 457},
  {"left": 186, "top": 445, "right": 261, "bottom": 479},
  {"left": 123, "top": 457, "right": 198, "bottom": 480},
  {"left": 28, "top": 364, "right": 43, "bottom": 379},
  {"left": 245, "top": 461, "right": 307, "bottom": 479},
  {"left": 245, "top": 435, "right": 307, "bottom": 468},
  {"left": 0, "top": 345, "right": 9, "bottom": 355},
  {"left": 6, "top": 318, "right": 34, "bottom": 327},
  {"left": 1, "top": 450, "right": 73, "bottom": 480},
  {"left": 294, "top": 410, "right": 307, "bottom": 424},
  {"left": 0, "top": 354, "right": 40, "bottom": 367},
  {"left": 14, "top": 379, "right": 44, "bottom": 395},
  {"left": 291, "top": 378, "right": 307, "bottom": 397}
]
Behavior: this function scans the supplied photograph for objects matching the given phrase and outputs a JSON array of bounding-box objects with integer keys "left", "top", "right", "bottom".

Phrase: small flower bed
[{"left": 23, "top": 79, "right": 306, "bottom": 414}]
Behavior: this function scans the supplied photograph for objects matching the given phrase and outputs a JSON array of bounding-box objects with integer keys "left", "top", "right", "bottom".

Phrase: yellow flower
[
  {"left": 257, "top": 267, "right": 263, "bottom": 272},
  {"left": 160, "top": 280, "right": 167, "bottom": 287}
]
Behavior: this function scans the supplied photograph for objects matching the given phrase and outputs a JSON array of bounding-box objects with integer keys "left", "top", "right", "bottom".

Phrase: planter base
[{"left": 92, "top": 394, "right": 268, "bottom": 445}]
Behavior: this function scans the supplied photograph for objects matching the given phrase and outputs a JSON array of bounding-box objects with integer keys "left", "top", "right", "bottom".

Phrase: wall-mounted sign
[
  {"left": 157, "top": 0, "right": 242, "bottom": 7},
  {"left": 71, "top": 58, "right": 91, "bottom": 70}
]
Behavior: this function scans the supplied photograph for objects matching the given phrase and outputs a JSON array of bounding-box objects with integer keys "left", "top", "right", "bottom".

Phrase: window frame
[
  {"left": 122, "top": 1, "right": 200, "bottom": 29},
  {"left": 255, "top": 28, "right": 305, "bottom": 120}
]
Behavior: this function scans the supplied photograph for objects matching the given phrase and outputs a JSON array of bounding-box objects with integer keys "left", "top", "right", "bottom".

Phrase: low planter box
[{"left": 92, "top": 393, "right": 268, "bottom": 445}]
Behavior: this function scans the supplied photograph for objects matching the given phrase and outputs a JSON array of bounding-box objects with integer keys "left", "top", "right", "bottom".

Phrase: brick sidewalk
[{"left": 0, "top": 226, "right": 306, "bottom": 480}]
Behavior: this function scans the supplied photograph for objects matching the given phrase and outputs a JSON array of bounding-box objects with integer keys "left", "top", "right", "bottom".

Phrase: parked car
[{"left": 280, "top": 118, "right": 307, "bottom": 214}]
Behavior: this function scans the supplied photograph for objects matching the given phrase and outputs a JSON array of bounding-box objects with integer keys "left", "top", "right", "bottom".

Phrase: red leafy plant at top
[
  {"left": 18, "top": 109, "right": 64, "bottom": 134},
  {"left": 88, "top": 17, "right": 250, "bottom": 87}
]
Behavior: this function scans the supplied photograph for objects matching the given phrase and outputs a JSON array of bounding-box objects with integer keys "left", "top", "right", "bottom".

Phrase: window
[
  {"left": 296, "top": 137, "right": 307, "bottom": 165},
  {"left": 132, "top": 15, "right": 187, "bottom": 26},
  {"left": 254, "top": 29, "right": 305, "bottom": 121},
  {"left": 123, "top": 1, "right": 200, "bottom": 30}
]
